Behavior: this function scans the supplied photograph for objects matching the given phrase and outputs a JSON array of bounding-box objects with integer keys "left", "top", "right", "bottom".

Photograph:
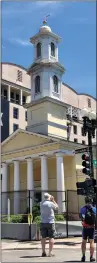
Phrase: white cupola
[{"left": 27, "top": 20, "right": 65, "bottom": 101}]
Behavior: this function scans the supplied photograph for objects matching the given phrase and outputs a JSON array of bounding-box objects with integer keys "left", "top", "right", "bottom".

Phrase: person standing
[
  {"left": 80, "top": 196, "right": 96, "bottom": 262},
  {"left": 40, "top": 193, "right": 58, "bottom": 257}
]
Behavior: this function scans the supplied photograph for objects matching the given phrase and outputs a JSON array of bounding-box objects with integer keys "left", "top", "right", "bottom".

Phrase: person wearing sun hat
[{"left": 40, "top": 192, "right": 58, "bottom": 257}]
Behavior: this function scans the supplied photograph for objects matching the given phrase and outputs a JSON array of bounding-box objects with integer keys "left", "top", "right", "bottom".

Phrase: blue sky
[{"left": 2, "top": 1, "right": 96, "bottom": 97}]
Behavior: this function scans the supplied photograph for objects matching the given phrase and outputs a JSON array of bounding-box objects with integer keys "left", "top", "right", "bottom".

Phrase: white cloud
[
  {"left": 2, "top": 1, "right": 65, "bottom": 17},
  {"left": 8, "top": 38, "right": 32, "bottom": 47}
]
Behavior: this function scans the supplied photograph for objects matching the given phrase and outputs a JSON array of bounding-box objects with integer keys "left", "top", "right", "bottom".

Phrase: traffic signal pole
[
  {"left": 88, "top": 130, "right": 94, "bottom": 179},
  {"left": 76, "top": 115, "right": 96, "bottom": 196}
]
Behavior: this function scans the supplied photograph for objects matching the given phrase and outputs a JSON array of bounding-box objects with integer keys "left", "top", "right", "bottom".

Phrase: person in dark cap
[{"left": 80, "top": 196, "right": 96, "bottom": 262}]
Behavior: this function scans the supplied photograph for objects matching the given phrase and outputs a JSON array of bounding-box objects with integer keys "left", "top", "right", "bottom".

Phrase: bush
[
  {"left": 2, "top": 213, "right": 65, "bottom": 224},
  {"left": 2, "top": 216, "right": 8, "bottom": 222},
  {"left": 2, "top": 214, "right": 23, "bottom": 223},
  {"left": 55, "top": 214, "right": 64, "bottom": 221},
  {"left": 32, "top": 203, "right": 40, "bottom": 220},
  {"left": 34, "top": 215, "right": 41, "bottom": 230},
  {"left": 10, "top": 214, "right": 23, "bottom": 223}
]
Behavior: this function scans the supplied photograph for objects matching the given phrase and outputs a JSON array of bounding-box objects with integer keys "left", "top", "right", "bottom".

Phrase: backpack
[{"left": 84, "top": 206, "right": 95, "bottom": 226}]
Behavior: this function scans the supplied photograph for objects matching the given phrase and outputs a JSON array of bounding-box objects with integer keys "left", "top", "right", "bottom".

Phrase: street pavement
[
  {"left": 1, "top": 248, "right": 96, "bottom": 262},
  {"left": 1, "top": 238, "right": 96, "bottom": 262}
]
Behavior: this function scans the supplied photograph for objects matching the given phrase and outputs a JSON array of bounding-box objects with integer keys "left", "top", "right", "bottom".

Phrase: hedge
[{"left": 2, "top": 214, "right": 64, "bottom": 223}]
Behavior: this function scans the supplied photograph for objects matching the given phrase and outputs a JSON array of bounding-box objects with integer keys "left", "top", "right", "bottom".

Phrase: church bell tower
[
  {"left": 26, "top": 20, "right": 67, "bottom": 138},
  {"left": 27, "top": 20, "right": 65, "bottom": 101}
]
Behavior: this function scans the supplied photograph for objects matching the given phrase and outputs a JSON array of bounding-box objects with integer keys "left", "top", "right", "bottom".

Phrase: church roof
[{"left": 30, "top": 30, "right": 61, "bottom": 44}]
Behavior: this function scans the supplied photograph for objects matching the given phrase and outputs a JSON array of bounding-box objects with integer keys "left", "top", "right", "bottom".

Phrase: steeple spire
[{"left": 43, "top": 14, "right": 50, "bottom": 25}]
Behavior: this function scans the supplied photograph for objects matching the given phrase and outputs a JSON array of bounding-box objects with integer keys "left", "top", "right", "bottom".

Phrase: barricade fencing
[{"left": 1, "top": 189, "right": 85, "bottom": 239}]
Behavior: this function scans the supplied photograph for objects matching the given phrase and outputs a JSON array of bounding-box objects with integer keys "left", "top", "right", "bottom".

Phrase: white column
[
  {"left": 56, "top": 154, "right": 66, "bottom": 213},
  {"left": 1, "top": 163, "right": 8, "bottom": 215},
  {"left": 41, "top": 155, "right": 48, "bottom": 200},
  {"left": 14, "top": 161, "right": 20, "bottom": 214},
  {"left": 8, "top": 85, "right": 10, "bottom": 101},
  {"left": 20, "top": 89, "right": 23, "bottom": 105},
  {"left": 27, "top": 158, "right": 34, "bottom": 207}
]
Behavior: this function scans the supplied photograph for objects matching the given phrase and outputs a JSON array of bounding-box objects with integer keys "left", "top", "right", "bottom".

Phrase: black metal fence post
[
  {"left": 66, "top": 190, "right": 68, "bottom": 238},
  {"left": 28, "top": 190, "right": 31, "bottom": 241}
]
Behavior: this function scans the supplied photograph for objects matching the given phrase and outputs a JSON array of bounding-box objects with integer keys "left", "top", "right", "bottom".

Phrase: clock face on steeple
[{"left": 28, "top": 20, "right": 65, "bottom": 102}]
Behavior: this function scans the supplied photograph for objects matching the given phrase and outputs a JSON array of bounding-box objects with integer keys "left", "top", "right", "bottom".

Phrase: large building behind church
[{"left": 1, "top": 63, "right": 31, "bottom": 142}]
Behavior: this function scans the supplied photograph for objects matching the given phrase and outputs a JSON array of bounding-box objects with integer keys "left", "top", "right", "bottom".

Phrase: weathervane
[{"left": 43, "top": 14, "right": 50, "bottom": 25}]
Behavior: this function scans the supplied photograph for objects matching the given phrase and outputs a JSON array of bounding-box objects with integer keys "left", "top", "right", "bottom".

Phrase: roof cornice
[
  {"left": 27, "top": 61, "right": 65, "bottom": 74},
  {"left": 30, "top": 31, "right": 61, "bottom": 44}
]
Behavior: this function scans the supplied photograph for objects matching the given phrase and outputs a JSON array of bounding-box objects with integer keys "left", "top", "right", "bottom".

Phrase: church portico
[{"left": 1, "top": 139, "right": 76, "bottom": 215}]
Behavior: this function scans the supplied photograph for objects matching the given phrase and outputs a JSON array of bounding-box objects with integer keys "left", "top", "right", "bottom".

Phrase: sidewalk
[{"left": 2, "top": 237, "right": 96, "bottom": 251}]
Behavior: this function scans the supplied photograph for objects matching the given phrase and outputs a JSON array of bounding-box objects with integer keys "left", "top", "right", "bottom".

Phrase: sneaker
[
  {"left": 48, "top": 253, "right": 55, "bottom": 257},
  {"left": 90, "top": 256, "right": 95, "bottom": 262},
  {"left": 42, "top": 252, "right": 46, "bottom": 257},
  {"left": 81, "top": 255, "right": 85, "bottom": 262}
]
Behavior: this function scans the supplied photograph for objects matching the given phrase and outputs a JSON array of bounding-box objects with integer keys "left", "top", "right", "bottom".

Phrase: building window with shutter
[
  {"left": 13, "top": 124, "right": 19, "bottom": 132},
  {"left": 36, "top": 43, "right": 41, "bottom": 58},
  {"left": 13, "top": 107, "right": 19, "bottom": 119},
  {"left": 51, "top": 42, "right": 55, "bottom": 57},
  {"left": 88, "top": 98, "right": 91, "bottom": 108},
  {"left": 73, "top": 125, "right": 77, "bottom": 135},
  {"left": 4, "top": 89, "right": 7, "bottom": 100},
  {"left": 82, "top": 140, "right": 85, "bottom": 145},
  {"left": 74, "top": 138, "right": 78, "bottom": 143},
  {"left": 35, "top": 76, "right": 40, "bottom": 94},
  {"left": 17, "top": 70, "right": 22, "bottom": 82},
  {"left": 23, "top": 96, "right": 26, "bottom": 105},
  {"left": 53, "top": 75, "right": 58, "bottom": 93},
  {"left": 81, "top": 127, "right": 84, "bottom": 136},
  {"left": 25, "top": 111, "right": 27, "bottom": 121}
]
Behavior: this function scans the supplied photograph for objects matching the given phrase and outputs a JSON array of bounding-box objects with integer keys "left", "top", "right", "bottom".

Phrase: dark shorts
[
  {"left": 82, "top": 227, "right": 95, "bottom": 240},
  {"left": 40, "top": 223, "right": 55, "bottom": 238}
]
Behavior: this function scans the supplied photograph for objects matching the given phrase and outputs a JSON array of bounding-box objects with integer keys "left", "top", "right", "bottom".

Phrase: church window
[
  {"left": 36, "top": 42, "right": 41, "bottom": 58},
  {"left": 35, "top": 76, "right": 40, "bottom": 94},
  {"left": 88, "top": 98, "right": 91, "bottom": 108},
  {"left": 53, "top": 75, "right": 58, "bottom": 93},
  {"left": 51, "top": 42, "right": 55, "bottom": 57}
]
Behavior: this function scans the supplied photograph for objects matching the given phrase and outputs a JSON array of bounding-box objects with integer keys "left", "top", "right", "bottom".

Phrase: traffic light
[
  {"left": 76, "top": 179, "right": 97, "bottom": 196},
  {"left": 76, "top": 181, "right": 87, "bottom": 195},
  {"left": 82, "top": 153, "right": 90, "bottom": 176},
  {"left": 92, "top": 179, "right": 97, "bottom": 194}
]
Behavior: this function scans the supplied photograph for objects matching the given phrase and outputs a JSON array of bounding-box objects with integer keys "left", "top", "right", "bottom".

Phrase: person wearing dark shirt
[{"left": 80, "top": 196, "right": 96, "bottom": 262}]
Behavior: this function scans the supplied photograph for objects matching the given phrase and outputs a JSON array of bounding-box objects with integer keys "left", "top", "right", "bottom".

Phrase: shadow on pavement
[
  {"left": 55, "top": 241, "right": 81, "bottom": 246},
  {"left": 20, "top": 256, "right": 41, "bottom": 258},
  {"left": 64, "top": 261, "right": 81, "bottom": 262}
]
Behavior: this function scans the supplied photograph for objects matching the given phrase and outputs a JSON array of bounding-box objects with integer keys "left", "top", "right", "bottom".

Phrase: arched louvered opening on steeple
[
  {"left": 35, "top": 76, "right": 40, "bottom": 94},
  {"left": 53, "top": 75, "right": 58, "bottom": 93},
  {"left": 36, "top": 42, "right": 41, "bottom": 58},
  {"left": 51, "top": 42, "right": 55, "bottom": 57}
]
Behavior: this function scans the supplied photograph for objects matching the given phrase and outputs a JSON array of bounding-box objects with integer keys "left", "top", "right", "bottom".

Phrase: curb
[{"left": 2, "top": 246, "right": 91, "bottom": 251}]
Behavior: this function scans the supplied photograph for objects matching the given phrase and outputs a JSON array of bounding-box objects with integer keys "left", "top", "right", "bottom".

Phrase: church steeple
[{"left": 27, "top": 21, "right": 65, "bottom": 101}]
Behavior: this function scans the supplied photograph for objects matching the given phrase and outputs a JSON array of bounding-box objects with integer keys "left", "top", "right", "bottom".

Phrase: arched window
[
  {"left": 51, "top": 42, "right": 55, "bottom": 57},
  {"left": 36, "top": 43, "right": 41, "bottom": 58},
  {"left": 35, "top": 76, "right": 40, "bottom": 94},
  {"left": 53, "top": 75, "right": 58, "bottom": 93}
]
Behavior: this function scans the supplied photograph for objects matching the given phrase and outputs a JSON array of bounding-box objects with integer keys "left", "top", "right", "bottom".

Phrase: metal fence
[
  {"left": 1, "top": 189, "right": 85, "bottom": 215},
  {"left": 1, "top": 189, "right": 85, "bottom": 238}
]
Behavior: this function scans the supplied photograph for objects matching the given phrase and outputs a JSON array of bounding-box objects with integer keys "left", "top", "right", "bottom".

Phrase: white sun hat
[{"left": 44, "top": 192, "right": 51, "bottom": 199}]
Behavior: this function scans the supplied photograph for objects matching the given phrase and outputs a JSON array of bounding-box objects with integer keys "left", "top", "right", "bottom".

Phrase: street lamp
[
  {"left": 81, "top": 108, "right": 97, "bottom": 181},
  {"left": 81, "top": 108, "right": 96, "bottom": 120}
]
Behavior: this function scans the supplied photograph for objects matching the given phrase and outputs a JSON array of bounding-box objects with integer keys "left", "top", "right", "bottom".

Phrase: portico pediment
[{"left": 1, "top": 129, "right": 56, "bottom": 154}]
